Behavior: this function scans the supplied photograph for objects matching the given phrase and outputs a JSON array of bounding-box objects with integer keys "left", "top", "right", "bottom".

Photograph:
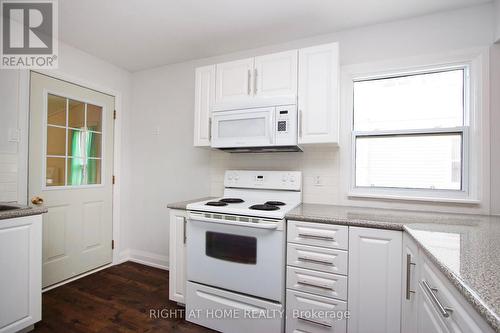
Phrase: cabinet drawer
[
  {"left": 288, "top": 220, "right": 348, "bottom": 250},
  {"left": 287, "top": 243, "right": 348, "bottom": 275},
  {"left": 286, "top": 289, "right": 347, "bottom": 333},
  {"left": 287, "top": 266, "right": 347, "bottom": 300}
]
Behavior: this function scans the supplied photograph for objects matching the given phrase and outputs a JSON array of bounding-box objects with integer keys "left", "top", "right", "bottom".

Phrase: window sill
[{"left": 347, "top": 192, "right": 480, "bottom": 205}]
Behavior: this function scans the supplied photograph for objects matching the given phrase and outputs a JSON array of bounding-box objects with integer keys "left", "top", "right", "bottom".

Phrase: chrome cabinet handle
[
  {"left": 406, "top": 254, "right": 416, "bottom": 300},
  {"left": 247, "top": 69, "right": 251, "bottom": 95},
  {"left": 421, "top": 280, "right": 453, "bottom": 318},
  {"left": 298, "top": 233, "right": 335, "bottom": 241},
  {"left": 298, "top": 256, "right": 333, "bottom": 266},
  {"left": 297, "top": 280, "right": 334, "bottom": 290},
  {"left": 208, "top": 117, "right": 212, "bottom": 141},
  {"left": 183, "top": 217, "right": 187, "bottom": 244},
  {"left": 254, "top": 68, "right": 258, "bottom": 95},
  {"left": 298, "top": 109, "right": 303, "bottom": 138},
  {"left": 297, "top": 317, "right": 332, "bottom": 328}
]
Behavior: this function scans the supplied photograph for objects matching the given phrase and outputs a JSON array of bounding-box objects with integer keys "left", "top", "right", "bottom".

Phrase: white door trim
[{"left": 18, "top": 69, "right": 123, "bottom": 265}]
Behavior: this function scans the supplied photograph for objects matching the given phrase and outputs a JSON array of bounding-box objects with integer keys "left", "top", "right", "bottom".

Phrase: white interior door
[{"left": 29, "top": 72, "right": 114, "bottom": 288}]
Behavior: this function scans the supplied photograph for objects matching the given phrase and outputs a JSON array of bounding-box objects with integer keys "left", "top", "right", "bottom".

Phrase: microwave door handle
[{"left": 269, "top": 112, "right": 275, "bottom": 144}]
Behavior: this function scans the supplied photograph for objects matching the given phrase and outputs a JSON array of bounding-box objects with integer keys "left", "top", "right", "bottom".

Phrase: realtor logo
[{"left": 1, "top": 0, "right": 58, "bottom": 68}]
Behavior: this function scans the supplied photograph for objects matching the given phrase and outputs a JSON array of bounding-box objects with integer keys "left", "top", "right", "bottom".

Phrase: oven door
[
  {"left": 211, "top": 107, "right": 275, "bottom": 148},
  {"left": 186, "top": 213, "right": 284, "bottom": 302}
]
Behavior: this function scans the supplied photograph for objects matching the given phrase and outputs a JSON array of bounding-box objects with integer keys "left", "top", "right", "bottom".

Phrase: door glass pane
[
  {"left": 87, "top": 104, "right": 102, "bottom": 132},
  {"left": 87, "top": 132, "right": 101, "bottom": 158},
  {"left": 47, "top": 94, "right": 67, "bottom": 126},
  {"left": 46, "top": 157, "right": 65, "bottom": 186},
  {"left": 47, "top": 126, "right": 66, "bottom": 156},
  {"left": 68, "top": 99, "right": 85, "bottom": 129},
  {"left": 67, "top": 129, "right": 84, "bottom": 157},
  {"left": 205, "top": 232, "right": 257, "bottom": 264},
  {"left": 354, "top": 69, "right": 464, "bottom": 131},
  {"left": 355, "top": 134, "right": 462, "bottom": 190},
  {"left": 67, "top": 157, "right": 85, "bottom": 186},
  {"left": 218, "top": 117, "right": 266, "bottom": 138},
  {"left": 87, "top": 159, "right": 101, "bottom": 185}
]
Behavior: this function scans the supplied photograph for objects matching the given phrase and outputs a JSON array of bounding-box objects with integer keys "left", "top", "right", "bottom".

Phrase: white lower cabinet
[
  {"left": 347, "top": 227, "right": 403, "bottom": 333},
  {"left": 402, "top": 234, "right": 494, "bottom": 333},
  {"left": 168, "top": 209, "right": 187, "bottom": 303},
  {"left": 0, "top": 215, "right": 42, "bottom": 333}
]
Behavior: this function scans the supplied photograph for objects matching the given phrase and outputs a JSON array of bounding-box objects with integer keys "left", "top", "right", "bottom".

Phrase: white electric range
[{"left": 185, "top": 170, "right": 302, "bottom": 333}]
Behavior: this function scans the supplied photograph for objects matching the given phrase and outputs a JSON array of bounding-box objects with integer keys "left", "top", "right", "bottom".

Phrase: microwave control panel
[{"left": 275, "top": 105, "right": 297, "bottom": 145}]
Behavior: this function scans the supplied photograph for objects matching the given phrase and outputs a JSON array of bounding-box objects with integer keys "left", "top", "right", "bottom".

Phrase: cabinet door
[
  {"left": 298, "top": 43, "right": 339, "bottom": 145},
  {"left": 254, "top": 50, "right": 297, "bottom": 103},
  {"left": 215, "top": 58, "right": 254, "bottom": 108},
  {"left": 168, "top": 209, "right": 187, "bottom": 303},
  {"left": 0, "top": 215, "right": 42, "bottom": 333},
  {"left": 194, "top": 65, "right": 215, "bottom": 147},
  {"left": 348, "top": 227, "right": 402, "bottom": 333},
  {"left": 402, "top": 233, "right": 419, "bottom": 333}
]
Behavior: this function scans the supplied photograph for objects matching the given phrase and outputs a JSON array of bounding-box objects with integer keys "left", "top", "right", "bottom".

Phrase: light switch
[{"left": 8, "top": 128, "right": 20, "bottom": 142}]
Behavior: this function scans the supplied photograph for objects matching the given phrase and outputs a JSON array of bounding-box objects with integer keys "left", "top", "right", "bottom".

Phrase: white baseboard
[{"left": 125, "top": 249, "right": 169, "bottom": 271}]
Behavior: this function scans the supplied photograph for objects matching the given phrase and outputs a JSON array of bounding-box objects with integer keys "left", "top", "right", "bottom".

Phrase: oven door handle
[{"left": 189, "top": 215, "right": 278, "bottom": 230}]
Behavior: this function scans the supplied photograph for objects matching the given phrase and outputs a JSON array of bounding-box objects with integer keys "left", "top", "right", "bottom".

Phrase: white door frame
[{"left": 18, "top": 69, "right": 123, "bottom": 266}]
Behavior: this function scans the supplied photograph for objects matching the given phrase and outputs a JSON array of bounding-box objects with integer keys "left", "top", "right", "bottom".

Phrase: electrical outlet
[
  {"left": 313, "top": 175, "right": 323, "bottom": 186},
  {"left": 153, "top": 127, "right": 160, "bottom": 136},
  {"left": 8, "top": 128, "right": 20, "bottom": 142}
]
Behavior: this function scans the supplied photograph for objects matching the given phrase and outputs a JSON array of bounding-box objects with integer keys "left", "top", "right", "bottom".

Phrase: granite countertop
[
  {"left": 286, "top": 203, "right": 500, "bottom": 332},
  {"left": 0, "top": 203, "right": 48, "bottom": 220},
  {"left": 167, "top": 197, "right": 215, "bottom": 210}
]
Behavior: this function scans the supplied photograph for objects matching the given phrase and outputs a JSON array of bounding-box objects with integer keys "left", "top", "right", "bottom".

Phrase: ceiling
[{"left": 59, "top": 0, "right": 490, "bottom": 72}]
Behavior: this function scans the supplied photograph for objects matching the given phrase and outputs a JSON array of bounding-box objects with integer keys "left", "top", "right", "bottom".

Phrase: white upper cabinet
[
  {"left": 298, "top": 42, "right": 340, "bottom": 145},
  {"left": 194, "top": 65, "right": 215, "bottom": 147},
  {"left": 254, "top": 50, "right": 297, "bottom": 102},
  {"left": 215, "top": 58, "right": 254, "bottom": 108}
]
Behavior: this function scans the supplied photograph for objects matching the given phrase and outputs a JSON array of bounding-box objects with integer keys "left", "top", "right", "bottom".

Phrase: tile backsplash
[
  {"left": 0, "top": 153, "right": 18, "bottom": 202},
  {"left": 209, "top": 147, "right": 341, "bottom": 204}
]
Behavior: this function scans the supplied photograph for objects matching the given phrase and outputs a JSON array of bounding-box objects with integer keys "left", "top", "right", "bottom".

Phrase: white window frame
[{"left": 344, "top": 52, "right": 487, "bottom": 204}]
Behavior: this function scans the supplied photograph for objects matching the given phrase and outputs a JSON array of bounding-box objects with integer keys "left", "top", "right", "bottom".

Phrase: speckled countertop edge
[
  {"left": 403, "top": 226, "right": 500, "bottom": 332},
  {"left": 285, "top": 213, "right": 406, "bottom": 231},
  {"left": 167, "top": 197, "right": 216, "bottom": 210},
  {"left": 0, "top": 204, "right": 47, "bottom": 220}
]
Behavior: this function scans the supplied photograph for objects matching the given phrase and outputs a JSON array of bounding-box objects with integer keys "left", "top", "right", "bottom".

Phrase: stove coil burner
[
  {"left": 249, "top": 204, "right": 280, "bottom": 211},
  {"left": 205, "top": 201, "right": 228, "bottom": 207},
  {"left": 265, "top": 201, "right": 286, "bottom": 206},
  {"left": 219, "top": 198, "right": 245, "bottom": 203}
]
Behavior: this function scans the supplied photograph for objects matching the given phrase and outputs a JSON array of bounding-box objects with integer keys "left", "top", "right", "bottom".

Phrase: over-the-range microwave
[{"left": 210, "top": 105, "right": 301, "bottom": 153}]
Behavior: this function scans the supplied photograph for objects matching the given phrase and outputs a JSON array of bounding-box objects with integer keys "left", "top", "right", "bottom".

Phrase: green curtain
[
  {"left": 70, "top": 131, "right": 84, "bottom": 185},
  {"left": 86, "top": 131, "right": 96, "bottom": 184}
]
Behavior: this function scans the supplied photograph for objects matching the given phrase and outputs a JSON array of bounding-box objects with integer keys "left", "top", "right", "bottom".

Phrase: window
[
  {"left": 46, "top": 94, "right": 103, "bottom": 187},
  {"left": 352, "top": 67, "right": 469, "bottom": 197}
]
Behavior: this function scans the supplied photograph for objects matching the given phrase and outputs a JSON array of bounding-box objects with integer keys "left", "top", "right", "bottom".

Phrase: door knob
[{"left": 31, "top": 196, "right": 44, "bottom": 205}]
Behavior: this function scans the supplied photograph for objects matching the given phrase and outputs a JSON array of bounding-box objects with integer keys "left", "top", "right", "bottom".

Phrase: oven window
[{"left": 206, "top": 232, "right": 257, "bottom": 264}]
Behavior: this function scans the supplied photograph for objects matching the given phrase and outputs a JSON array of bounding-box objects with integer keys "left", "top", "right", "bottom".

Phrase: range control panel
[{"left": 224, "top": 170, "right": 302, "bottom": 191}]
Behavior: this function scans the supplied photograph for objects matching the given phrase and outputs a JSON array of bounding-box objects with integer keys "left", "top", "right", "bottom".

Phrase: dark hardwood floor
[{"left": 34, "top": 262, "right": 215, "bottom": 333}]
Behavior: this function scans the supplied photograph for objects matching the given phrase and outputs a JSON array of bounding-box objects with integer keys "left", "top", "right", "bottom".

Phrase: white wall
[
  {"left": 491, "top": 44, "right": 500, "bottom": 215},
  {"left": 127, "top": 62, "right": 211, "bottom": 267}
]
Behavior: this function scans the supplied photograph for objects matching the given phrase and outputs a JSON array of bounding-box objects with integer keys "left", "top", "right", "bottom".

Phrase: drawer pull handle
[
  {"left": 297, "top": 280, "right": 333, "bottom": 290},
  {"left": 406, "top": 254, "right": 416, "bottom": 300},
  {"left": 298, "top": 317, "right": 332, "bottom": 328},
  {"left": 421, "top": 280, "right": 453, "bottom": 318},
  {"left": 298, "top": 233, "right": 335, "bottom": 241},
  {"left": 297, "top": 257, "right": 333, "bottom": 266}
]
